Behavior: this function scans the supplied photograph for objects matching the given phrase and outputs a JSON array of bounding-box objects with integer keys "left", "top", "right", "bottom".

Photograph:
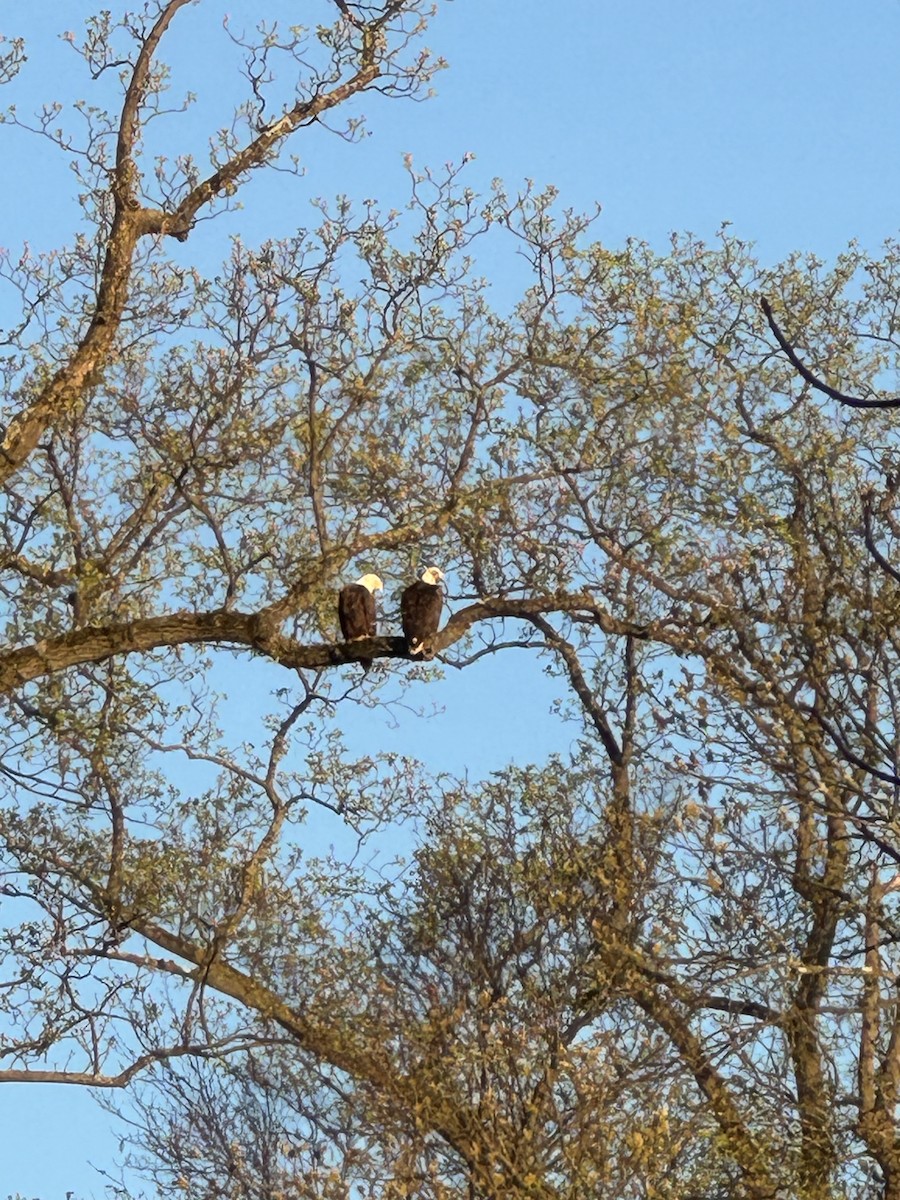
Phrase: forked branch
[{"left": 0, "top": 1, "right": 421, "bottom": 488}]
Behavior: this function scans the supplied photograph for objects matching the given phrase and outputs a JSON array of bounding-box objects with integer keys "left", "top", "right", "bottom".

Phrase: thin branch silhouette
[{"left": 760, "top": 295, "right": 900, "bottom": 409}]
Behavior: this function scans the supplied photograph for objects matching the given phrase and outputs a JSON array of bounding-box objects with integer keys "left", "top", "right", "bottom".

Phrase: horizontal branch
[
  {"left": 699, "top": 993, "right": 781, "bottom": 1023},
  {"left": 0, "top": 593, "right": 652, "bottom": 695},
  {"left": 0, "top": 1068, "right": 141, "bottom": 1087},
  {"left": 0, "top": 1040, "right": 247, "bottom": 1088},
  {"left": 0, "top": 609, "right": 267, "bottom": 693}
]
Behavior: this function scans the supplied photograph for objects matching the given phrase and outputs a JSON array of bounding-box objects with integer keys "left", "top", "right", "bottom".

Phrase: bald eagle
[
  {"left": 401, "top": 567, "right": 444, "bottom": 657},
  {"left": 339, "top": 574, "right": 383, "bottom": 666}
]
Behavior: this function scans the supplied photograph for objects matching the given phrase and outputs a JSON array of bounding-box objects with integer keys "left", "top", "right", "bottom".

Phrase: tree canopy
[{"left": 4, "top": 4, "right": 900, "bottom": 1199}]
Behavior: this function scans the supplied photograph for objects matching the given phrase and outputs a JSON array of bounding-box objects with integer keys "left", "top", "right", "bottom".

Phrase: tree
[{"left": 4, "top": 5, "right": 900, "bottom": 1199}]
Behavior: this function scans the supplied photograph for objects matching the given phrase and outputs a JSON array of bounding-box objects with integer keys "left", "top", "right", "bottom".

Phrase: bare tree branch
[
  {"left": 760, "top": 294, "right": 900, "bottom": 409},
  {"left": 0, "top": 1040, "right": 254, "bottom": 1088}
]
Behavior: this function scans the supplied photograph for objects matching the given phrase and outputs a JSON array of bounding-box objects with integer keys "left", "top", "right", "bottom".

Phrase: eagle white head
[
  {"left": 420, "top": 567, "right": 444, "bottom": 586},
  {"left": 356, "top": 574, "right": 384, "bottom": 593}
]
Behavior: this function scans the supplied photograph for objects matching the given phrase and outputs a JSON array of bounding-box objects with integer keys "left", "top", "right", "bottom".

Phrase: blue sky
[{"left": 2, "top": 2, "right": 900, "bottom": 1196}]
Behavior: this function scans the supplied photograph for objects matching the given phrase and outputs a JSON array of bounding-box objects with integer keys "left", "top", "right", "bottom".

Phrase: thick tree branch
[
  {"left": 856, "top": 874, "right": 900, "bottom": 1192},
  {"left": 0, "top": 3, "right": 193, "bottom": 486},
  {"left": 628, "top": 973, "right": 778, "bottom": 1198},
  {"left": 0, "top": 594, "right": 653, "bottom": 695},
  {"left": 108, "top": 908, "right": 503, "bottom": 1191},
  {"left": 159, "top": 53, "right": 385, "bottom": 241}
]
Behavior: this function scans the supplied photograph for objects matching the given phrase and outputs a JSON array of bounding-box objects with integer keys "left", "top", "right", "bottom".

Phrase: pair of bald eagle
[{"left": 339, "top": 567, "right": 444, "bottom": 659}]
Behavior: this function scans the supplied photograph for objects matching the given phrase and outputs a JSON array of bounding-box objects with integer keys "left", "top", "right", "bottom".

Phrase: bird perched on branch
[
  {"left": 339, "top": 574, "right": 383, "bottom": 668},
  {"left": 401, "top": 567, "right": 445, "bottom": 657}
]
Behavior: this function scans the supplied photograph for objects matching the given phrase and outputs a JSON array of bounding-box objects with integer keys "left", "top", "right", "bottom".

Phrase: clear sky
[{"left": 2, "top": 2, "right": 900, "bottom": 1196}]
